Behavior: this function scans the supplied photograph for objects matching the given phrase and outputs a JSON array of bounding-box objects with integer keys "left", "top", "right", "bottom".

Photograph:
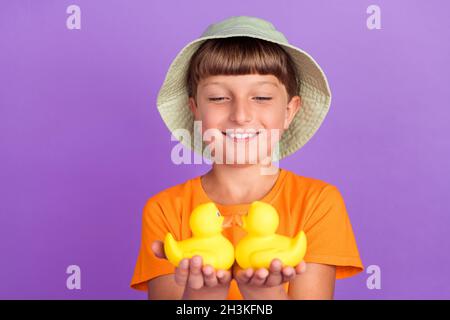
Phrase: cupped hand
[
  {"left": 233, "top": 258, "right": 307, "bottom": 288},
  {"left": 151, "top": 240, "right": 232, "bottom": 292}
]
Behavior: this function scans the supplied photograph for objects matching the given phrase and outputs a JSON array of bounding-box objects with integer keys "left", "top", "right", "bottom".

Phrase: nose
[{"left": 229, "top": 98, "right": 253, "bottom": 124}]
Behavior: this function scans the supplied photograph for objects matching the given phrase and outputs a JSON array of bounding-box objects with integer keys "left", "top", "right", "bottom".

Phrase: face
[{"left": 188, "top": 74, "right": 301, "bottom": 166}]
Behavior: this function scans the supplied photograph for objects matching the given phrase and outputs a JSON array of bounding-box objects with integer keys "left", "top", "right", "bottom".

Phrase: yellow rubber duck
[
  {"left": 235, "top": 201, "right": 307, "bottom": 269},
  {"left": 164, "top": 202, "right": 235, "bottom": 270}
]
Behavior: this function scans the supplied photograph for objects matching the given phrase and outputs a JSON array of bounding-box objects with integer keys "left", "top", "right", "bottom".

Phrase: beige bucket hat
[{"left": 156, "top": 15, "right": 332, "bottom": 162}]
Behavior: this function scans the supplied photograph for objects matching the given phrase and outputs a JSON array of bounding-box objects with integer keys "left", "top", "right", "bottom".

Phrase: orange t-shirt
[{"left": 130, "top": 168, "right": 364, "bottom": 299}]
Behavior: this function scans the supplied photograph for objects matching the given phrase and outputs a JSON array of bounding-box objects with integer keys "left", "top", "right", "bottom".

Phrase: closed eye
[{"left": 209, "top": 97, "right": 272, "bottom": 101}]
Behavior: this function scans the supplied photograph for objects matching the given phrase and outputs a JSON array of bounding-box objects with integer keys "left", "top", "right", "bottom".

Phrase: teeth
[{"left": 224, "top": 131, "right": 259, "bottom": 139}]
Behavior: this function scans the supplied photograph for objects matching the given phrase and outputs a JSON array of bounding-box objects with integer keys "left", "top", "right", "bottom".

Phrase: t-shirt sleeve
[
  {"left": 303, "top": 184, "right": 364, "bottom": 279},
  {"left": 130, "top": 198, "right": 176, "bottom": 291}
]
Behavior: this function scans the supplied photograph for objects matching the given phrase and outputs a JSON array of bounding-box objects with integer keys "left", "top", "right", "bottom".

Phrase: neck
[{"left": 202, "top": 162, "right": 280, "bottom": 205}]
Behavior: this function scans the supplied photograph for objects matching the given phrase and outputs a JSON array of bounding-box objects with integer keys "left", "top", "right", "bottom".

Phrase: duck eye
[{"left": 217, "top": 211, "right": 221, "bottom": 217}]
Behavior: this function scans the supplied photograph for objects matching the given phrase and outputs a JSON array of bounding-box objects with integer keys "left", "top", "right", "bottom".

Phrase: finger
[
  {"left": 235, "top": 268, "right": 253, "bottom": 284},
  {"left": 217, "top": 269, "right": 232, "bottom": 285},
  {"left": 249, "top": 268, "right": 269, "bottom": 286},
  {"left": 281, "top": 266, "right": 296, "bottom": 283},
  {"left": 151, "top": 240, "right": 166, "bottom": 259},
  {"left": 265, "top": 259, "right": 283, "bottom": 287},
  {"left": 202, "top": 265, "right": 218, "bottom": 287},
  {"left": 174, "top": 258, "right": 189, "bottom": 286},
  {"left": 187, "top": 255, "right": 204, "bottom": 290},
  {"left": 295, "top": 261, "right": 307, "bottom": 274}
]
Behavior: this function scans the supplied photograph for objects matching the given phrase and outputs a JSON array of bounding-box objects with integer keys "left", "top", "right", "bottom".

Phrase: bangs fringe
[{"left": 187, "top": 37, "right": 299, "bottom": 100}]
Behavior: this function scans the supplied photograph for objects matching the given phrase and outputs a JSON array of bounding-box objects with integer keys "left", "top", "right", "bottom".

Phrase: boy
[{"left": 130, "top": 16, "right": 363, "bottom": 299}]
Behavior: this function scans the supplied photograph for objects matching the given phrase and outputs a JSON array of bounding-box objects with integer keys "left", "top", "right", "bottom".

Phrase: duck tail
[
  {"left": 291, "top": 230, "right": 307, "bottom": 261},
  {"left": 164, "top": 233, "right": 183, "bottom": 266}
]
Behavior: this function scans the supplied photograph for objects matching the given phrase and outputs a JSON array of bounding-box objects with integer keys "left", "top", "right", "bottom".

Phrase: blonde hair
[{"left": 186, "top": 37, "right": 300, "bottom": 101}]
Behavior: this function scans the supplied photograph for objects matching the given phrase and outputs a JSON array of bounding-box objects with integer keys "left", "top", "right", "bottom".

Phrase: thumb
[{"left": 151, "top": 240, "right": 167, "bottom": 259}]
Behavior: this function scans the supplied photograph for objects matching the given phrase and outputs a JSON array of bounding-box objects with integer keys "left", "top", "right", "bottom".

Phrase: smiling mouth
[{"left": 221, "top": 130, "right": 261, "bottom": 141}]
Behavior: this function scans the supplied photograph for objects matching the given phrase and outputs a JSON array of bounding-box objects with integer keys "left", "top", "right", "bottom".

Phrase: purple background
[{"left": 1, "top": 0, "right": 449, "bottom": 299}]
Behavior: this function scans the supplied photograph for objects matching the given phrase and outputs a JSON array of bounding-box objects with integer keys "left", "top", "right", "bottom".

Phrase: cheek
[
  {"left": 258, "top": 110, "right": 287, "bottom": 148},
  {"left": 200, "top": 117, "right": 222, "bottom": 132},
  {"left": 196, "top": 109, "right": 228, "bottom": 135},
  {"left": 259, "top": 110, "right": 285, "bottom": 129}
]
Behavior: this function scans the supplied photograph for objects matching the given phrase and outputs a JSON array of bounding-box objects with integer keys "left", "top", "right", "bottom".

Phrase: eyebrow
[
  {"left": 201, "top": 80, "right": 279, "bottom": 88},
  {"left": 255, "top": 81, "right": 279, "bottom": 87}
]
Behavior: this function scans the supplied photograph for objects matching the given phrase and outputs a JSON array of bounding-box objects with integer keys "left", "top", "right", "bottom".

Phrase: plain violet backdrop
[{"left": 1, "top": 0, "right": 449, "bottom": 299}]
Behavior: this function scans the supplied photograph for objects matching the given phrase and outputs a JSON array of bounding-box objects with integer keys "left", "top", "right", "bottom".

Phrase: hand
[
  {"left": 233, "top": 259, "right": 306, "bottom": 299},
  {"left": 151, "top": 240, "right": 232, "bottom": 299}
]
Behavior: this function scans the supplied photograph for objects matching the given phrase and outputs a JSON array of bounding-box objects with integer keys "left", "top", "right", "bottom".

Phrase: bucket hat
[{"left": 156, "top": 15, "right": 332, "bottom": 162}]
